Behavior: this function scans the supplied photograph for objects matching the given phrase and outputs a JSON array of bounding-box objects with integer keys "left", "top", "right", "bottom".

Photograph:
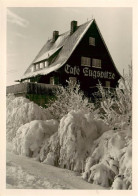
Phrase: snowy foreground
[
  {"left": 6, "top": 148, "right": 105, "bottom": 189},
  {"left": 6, "top": 95, "right": 132, "bottom": 189}
]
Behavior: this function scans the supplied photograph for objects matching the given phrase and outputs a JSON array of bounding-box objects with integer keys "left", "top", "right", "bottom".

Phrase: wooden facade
[{"left": 18, "top": 19, "right": 121, "bottom": 100}]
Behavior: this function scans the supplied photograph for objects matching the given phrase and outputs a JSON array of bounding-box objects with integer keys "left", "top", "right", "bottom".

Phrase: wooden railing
[{"left": 6, "top": 82, "right": 58, "bottom": 95}]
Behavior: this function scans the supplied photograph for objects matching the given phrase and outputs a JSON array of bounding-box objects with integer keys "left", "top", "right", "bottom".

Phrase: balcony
[{"left": 6, "top": 82, "right": 58, "bottom": 96}]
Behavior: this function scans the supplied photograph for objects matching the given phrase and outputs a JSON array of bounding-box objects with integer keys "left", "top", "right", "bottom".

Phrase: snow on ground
[
  {"left": 6, "top": 96, "right": 132, "bottom": 190},
  {"left": 6, "top": 151, "right": 105, "bottom": 189}
]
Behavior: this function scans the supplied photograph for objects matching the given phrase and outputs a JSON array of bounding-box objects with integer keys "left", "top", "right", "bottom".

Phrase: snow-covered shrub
[
  {"left": 58, "top": 110, "right": 109, "bottom": 172},
  {"left": 82, "top": 128, "right": 132, "bottom": 189},
  {"left": 46, "top": 80, "right": 94, "bottom": 120},
  {"left": 12, "top": 119, "right": 59, "bottom": 158},
  {"left": 111, "top": 175, "right": 130, "bottom": 190},
  {"left": 6, "top": 94, "right": 51, "bottom": 141},
  {"left": 88, "top": 163, "right": 115, "bottom": 187},
  {"left": 39, "top": 132, "right": 60, "bottom": 166},
  {"left": 96, "top": 65, "right": 132, "bottom": 130}
]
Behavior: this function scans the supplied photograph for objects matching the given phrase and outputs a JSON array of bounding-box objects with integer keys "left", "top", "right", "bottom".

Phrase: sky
[{"left": 7, "top": 7, "right": 132, "bottom": 86}]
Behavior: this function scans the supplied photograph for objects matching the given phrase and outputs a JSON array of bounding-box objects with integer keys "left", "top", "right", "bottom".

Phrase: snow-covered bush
[
  {"left": 12, "top": 119, "right": 59, "bottom": 158},
  {"left": 46, "top": 80, "right": 94, "bottom": 120},
  {"left": 88, "top": 163, "right": 115, "bottom": 187},
  {"left": 39, "top": 132, "right": 60, "bottom": 166},
  {"left": 58, "top": 110, "right": 109, "bottom": 172},
  {"left": 82, "top": 128, "right": 132, "bottom": 189},
  {"left": 6, "top": 94, "right": 51, "bottom": 141},
  {"left": 96, "top": 65, "right": 132, "bottom": 130},
  {"left": 6, "top": 66, "right": 132, "bottom": 190}
]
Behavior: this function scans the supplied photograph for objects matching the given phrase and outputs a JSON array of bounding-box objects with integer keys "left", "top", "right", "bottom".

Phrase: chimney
[
  {"left": 53, "top": 31, "right": 59, "bottom": 42},
  {"left": 70, "top": 20, "right": 77, "bottom": 34}
]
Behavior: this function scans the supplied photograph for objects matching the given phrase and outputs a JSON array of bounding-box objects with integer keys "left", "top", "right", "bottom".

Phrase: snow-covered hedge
[
  {"left": 96, "top": 66, "right": 132, "bottom": 130},
  {"left": 7, "top": 92, "right": 132, "bottom": 189},
  {"left": 12, "top": 119, "right": 59, "bottom": 157},
  {"left": 58, "top": 110, "right": 109, "bottom": 172},
  {"left": 82, "top": 128, "right": 132, "bottom": 189},
  {"left": 39, "top": 110, "right": 132, "bottom": 189},
  {"left": 6, "top": 94, "right": 51, "bottom": 141},
  {"left": 40, "top": 132, "right": 60, "bottom": 166},
  {"left": 46, "top": 80, "right": 94, "bottom": 120}
]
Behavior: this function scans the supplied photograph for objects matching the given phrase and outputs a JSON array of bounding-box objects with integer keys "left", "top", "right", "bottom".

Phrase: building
[{"left": 9, "top": 19, "right": 121, "bottom": 104}]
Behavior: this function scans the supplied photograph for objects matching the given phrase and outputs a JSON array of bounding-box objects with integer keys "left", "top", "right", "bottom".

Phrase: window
[
  {"left": 81, "top": 56, "right": 91, "bottom": 67},
  {"left": 36, "top": 63, "right": 39, "bottom": 70},
  {"left": 50, "top": 77, "right": 54, "bottom": 85},
  {"left": 50, "top": 76, "right": 59, "bottom": 85},
  {"left": 31, "top": 65, "right": 35, "bottom": 72},
  {"left": 69, "top": 77, "right": 77, "bottom": 85},
  {"left": 45, "top": 61, "right": 49, "bottom": 67},
  {"left": 92, "top": 59, "right": 101, "bottom": 68},
  {"left": 105, "top": 81, "right": 110, "bottom": 88},
  {"left": 89, "top": 37, "right": 95, "bottom": 46},
  {"left": 40, "top": 62, "right": 44, "bottom": 69}
]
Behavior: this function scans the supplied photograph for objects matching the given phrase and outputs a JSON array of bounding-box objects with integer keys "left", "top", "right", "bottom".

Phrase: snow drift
[{"left": 6, "top": 94, "right": 51, "bottom": 141}]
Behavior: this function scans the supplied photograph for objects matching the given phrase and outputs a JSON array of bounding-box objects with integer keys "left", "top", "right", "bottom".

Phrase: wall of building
[
  {"left": 58, "top": 21, "right": 120, "bottom": 97},
  {"left": 19, "top": 20, "right": 121, "bottom": 100}
]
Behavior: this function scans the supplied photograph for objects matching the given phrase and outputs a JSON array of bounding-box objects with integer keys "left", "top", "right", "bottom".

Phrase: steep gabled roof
[
  {"left": 21, "top": 19, "right": 121, "bottom": 81},
  {"left": 21, "top": 20, "right": 93, "bottom": 80}
]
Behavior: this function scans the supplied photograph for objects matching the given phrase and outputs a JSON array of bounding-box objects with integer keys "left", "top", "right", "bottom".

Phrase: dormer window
[
  {"left": 81, "top": 56, "right": 91, "bottom": 67},
  {"left": 89, "top": 37, "right": 95, "bottom": 46},
  {"left": 31, "top": 65, "right": 35, "bottom": 72},
  {"left": 40, "top": 62, "right": 44, "bottom": 69},
  {"left": 36, "top": 63, "right": 39, "bottom": 70},
  {"left": 45, "top": 61, "right": 49, "bottom": 68}
]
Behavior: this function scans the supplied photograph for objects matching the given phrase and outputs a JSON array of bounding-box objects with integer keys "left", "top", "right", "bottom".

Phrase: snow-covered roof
[
  {"left": 21, "top": 20, "right": 93, "bottom": 80},
  {"left": 33, "top": 46, "right": 63, "bottom": 63}
]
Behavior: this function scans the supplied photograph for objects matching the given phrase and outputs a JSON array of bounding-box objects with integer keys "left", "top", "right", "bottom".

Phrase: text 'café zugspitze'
[{"left": 8, "top": 19, "right": 121, "bottom": 105}]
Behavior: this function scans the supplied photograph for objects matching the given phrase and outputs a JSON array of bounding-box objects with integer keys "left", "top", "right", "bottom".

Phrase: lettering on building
[{"left": 65, "top": 64, "right": 115, "bottom": 80}]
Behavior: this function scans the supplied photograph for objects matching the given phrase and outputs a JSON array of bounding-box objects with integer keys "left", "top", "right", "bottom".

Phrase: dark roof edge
[
  {"left": 59, "top": 19, "right": 94, "bottom": 67},
  {"left": 94, "top": 19, "right": 122, "bottom": 78},
  {"left": 23, "top": 40, "right": 50, "bottom": 75}
]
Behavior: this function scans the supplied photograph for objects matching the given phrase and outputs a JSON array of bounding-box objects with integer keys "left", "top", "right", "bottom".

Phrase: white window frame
[
  {"left": 81, "top": 56, "right": 91, "bottom": 67},
  {"left": 92, "top": 58, "right": 101, "bottom": 68},
  {"left": 89, "top": 37, "right": 95, "bottom": 46}
]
